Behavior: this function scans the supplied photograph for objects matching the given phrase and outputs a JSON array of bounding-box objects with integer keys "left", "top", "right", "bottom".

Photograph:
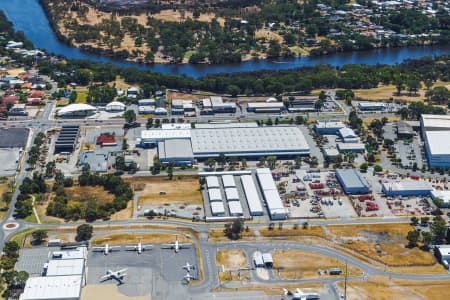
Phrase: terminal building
[
  {"left": 139, "top": 125, "right": 310, "bottom": 160},
  {"left": 336, "top": 169, "right": 369, "bottom": 194},
  {"left": 382, "top": 180, "right": 432, "bottom": 197}
]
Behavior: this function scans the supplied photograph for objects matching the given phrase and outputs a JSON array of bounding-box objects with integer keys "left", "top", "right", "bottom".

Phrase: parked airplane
[
  {"left": 161, "top": 236, "right": 191, "bottom": 253},
  {"left": 283, "top": 288, "right": 320, "bottom": 300},
  {"left": 100, "top": 269, "right": 127, "bottom": 285},
  {"left": 92, "top": 244, "right": 120, "bottom": 255},
  {"left": 183, "top": 271, "right": 196, "bottom": 283},
  {"left": 125, "top": 242, "right": 153, "bottom": 254},
  {"left": 182, "top": 262, "right": 195, "bottom": 272}
]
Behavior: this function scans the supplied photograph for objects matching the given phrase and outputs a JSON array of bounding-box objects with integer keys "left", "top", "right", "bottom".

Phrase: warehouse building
[
  {"left": 222, "top": 175, "right": 236, "bottom": 188},
  {"left": 55, "top": 125, "right": 80, "bottom": 153},
  {"left": 228, "top": 200, "right": 243, "bottom": 216},
  {"left": 357, "top": 101, "right": 385, "bottom": 111},
  {"left": 288, "top": 97, "right": 317, "bottom": 112},
  {"left": 208, "top": 188, "right": 222, "bottom": 202},
  {"left": 246, "top": 102, "right": 284, "bottom": 113},
  {"left": 57, "top": 104, "right": 96, "bottom": 118},
  {"left": 337, "top": 143, "right": 366, "bottom": 153},
  {"left": 206, "top": 176, "right": 220, "bottom": 189},
  {"left": 336, "top": 169, "right": 369, "bottom": 194},
  {"left": 20, "top": 275, "right": 82, "bottom": 300},
  {"left": 240, "top": 175, "right": 264, "bottom": 216},
  {"left": 382, "top": 180, "right": 432, "bottom": 197},
  {"left": 45, "top": 259, "right": 85, "bottom": 277},
  {"left": 314, "top": 120, "right": 346, "bottom": 135},
  {"left": 225, "top": 187, "right": 239, "bottom": 201},
  {"left": 423, "top": 131, "right": 450, "bottom": 168},
  {"left": 139, "top": 129, "right": 191, "bottom": 147},
  {"left": 158, "top": 139, "right": 194, "bottom": 166},
  {"left": 210, "top": 96, "right": 236, "bottom": 113},
  {"left": 105, "top": 101, "right": 125, "bottom": 112},
  {"left": 138, "top": 99, "right": 156, "bottom": 106},
  {"left": 434, "top": 245, "right": 450, "bottom": 265},
  {"left": 396, "top": 121, "right": 416, "bottom": 139},
  {"left": 339, "top": 127, "right": 359, "bottom": 143},
  {"left": 430, "top": 190, "right": 450, "bottom": 208},
  {"left": 256, "top": 168, "right": 287, "bottom": 219},
  {"left": 420, "top": 114, "right": 450, "bottom": 132},
  {"left": 210, "top": 201, "right": 225, "bottom": 216}
]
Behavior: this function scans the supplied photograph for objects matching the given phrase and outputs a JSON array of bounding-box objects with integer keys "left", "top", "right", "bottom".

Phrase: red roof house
[
  {"left": 2, "top": 96, "right": 19, "bottom": 105},
  {"left": 27, "top": 98, "right": 41, "bottom": 105},
  {"left": 28, "top": 90, "right": 45, "bottom": 98}
]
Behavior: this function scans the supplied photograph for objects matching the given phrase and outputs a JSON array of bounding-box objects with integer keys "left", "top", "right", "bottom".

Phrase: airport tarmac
[{"left": 86, "top": 246, "right": 198, "bottom": 300}]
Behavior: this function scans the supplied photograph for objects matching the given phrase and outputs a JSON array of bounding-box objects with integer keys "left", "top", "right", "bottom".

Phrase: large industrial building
[
  {"left": 336, "top": 169, "right": 369, "bottom": 194},
  {"left": 314, "top": 120, "right": 346, "bottom": 135},
  {"left": 54, "top": 125, "right": 80, "bottom": 153},
  {"left": 158, "top": 139, "right": 194, "bottom": 166},
  {"left": 382, "top": 180, "right": 432, "bottom": 197},
  {"left": 140, "top": 125, "right": 310, "bottom": 161},
  {"left": 57, "top": 104, "right": 96, "bottom": 118},
  {"left": 421, "top": 115, "right": 450, "bottom": 168}
]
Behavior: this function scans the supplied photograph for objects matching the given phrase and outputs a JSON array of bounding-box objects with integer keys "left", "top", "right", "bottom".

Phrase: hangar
[{"left": 336, "top": 169, "right": 369, "bottom": 194}]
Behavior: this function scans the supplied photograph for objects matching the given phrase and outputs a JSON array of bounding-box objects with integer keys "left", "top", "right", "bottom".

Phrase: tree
[
  {"left": 373, "top": 165, "right": 383, "bottom": 173},
  {"left": 45, "top": 161, "right": 56, "bottom": 177},
  {"left": 205, "top": 158, "right": 216, "bottom": 170},
  {"left": 426, "top": 86, "right": 450, "bottom": 105},
  {"left": 430, "top": 215, "right": 447, "bottom": 244},
  {"left": 3, "top": 241, "right": 20, "bottom": 258},
  {"left": 360, "top": 163, "right": 368, "bottom": 173},
  {"left": 241, "top": 159, "right": 247, "bottom": 169},
  {"left": 223, "top": 219, "right": 244, "bottom": 240},
  {"left": 69, "top": 91, "right": 77, "bottom": 103},
  {"left": 406, "top": 230, "right": 420, "bottom": 248},
  {"left": 75, "top": 224, "right": 93, "bottom": 242},
  {"left": 267, "top": 156, "right": 277, "bottom": 169},
  {"left": 410, "top": 216, "right": 419, "bottom": 226},
  {"left": 115, "top": 155, "right": 126, "bottom": 171},
  {"left": 31, "top": 230, "right": 48, "bottom": 244},
  {"left": 122, "top": 138, "right": 128, "bottom": 151},
  {"left": 124, "top": 109, "right": 136, "bottom": 124},
  {"left": 167, "top": 162, "right": 174, "bottom": 180},
  {"left": 421, "top": 231, "right": 433, "bottom": 249}
]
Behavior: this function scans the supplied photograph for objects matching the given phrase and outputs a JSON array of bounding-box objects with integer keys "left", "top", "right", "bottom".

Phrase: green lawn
[{"left": 76, "top": 92, "right": 88, "bottom": 104}]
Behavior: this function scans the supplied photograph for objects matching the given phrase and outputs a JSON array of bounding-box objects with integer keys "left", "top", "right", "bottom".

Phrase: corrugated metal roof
[
  {"left": 425, "top": 131, "right": 450, "bottom": 155},
  {"left": 210, "top": 201, "right": 225, "bottom": 215},
  {"left": 208, "top": 188, "right": 222, "bottom": 202},
  {"left": 20, "top": 275, "right": 82, "bottom": 300},
  {"left": 46, "top": 259, "right": 84, "bottom": 276},
  {"left": 222, "top": 175, "right": 236, "bottom": 188},
  {"left": 228, "top": 201, "right": 243, "bottom": 215},
  {"left": 240, "top": 175, "right": 263, "bottom": 215},
  {"left": 336, "top": 169, "right": 369, "bottom": 189},
  {"left": 158, "top": 139, "right": 193, "bottom": 159},
  {"left": 206, "top": 176, "right": 220, "bottom": 188},
  {"left": 225, "top": 187, "right": 239, "bottom": 201}
]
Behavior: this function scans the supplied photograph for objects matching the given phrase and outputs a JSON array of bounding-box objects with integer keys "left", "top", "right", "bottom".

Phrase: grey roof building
[
  {"left": 336, "top": 169, "right": 369, "bottom": 194},
  {"left": 158, "top": 139, "right": 194, "bottom": 166}
]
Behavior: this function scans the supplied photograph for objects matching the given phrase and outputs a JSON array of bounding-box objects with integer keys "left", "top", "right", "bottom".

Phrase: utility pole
[{"left": 344, "top": 261, "right": 348, "bottom": 300}]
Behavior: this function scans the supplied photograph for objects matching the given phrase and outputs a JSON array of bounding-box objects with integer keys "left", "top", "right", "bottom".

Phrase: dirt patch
[
  {"left": 272, "top": 249, "right": 362, "bottom": 279},
  {"left": 64, "top": 185, "right": 115, "bottom": 204},
  {"left": 91, "top": 233, "right": 191, "bottom": 246},
  {"left": 82, "top": 284, "right": 149, "bottom": 300},
  {"left": 152, "top": 9, "right": 226, "bottom": 26},
  {"left": 109, "top": 200, "right": 133, "bottom": 221},
  {"left": 259, "top": 225, "right": 327, "bottom": 239},
  {"left": 328, "top": 224, "right": 437, "bottom": 266},
  {"left": 167, "top": 92, "right": 207, "bottom": 102},
  {"left": 255, "top": 29, "right": 284, "bottom": 43},
  {"left": 130, "top": 176, "right": 202, "bottom": 206},
  {"left": 216, "top": 249, "right": 248, "bottom": 270}
]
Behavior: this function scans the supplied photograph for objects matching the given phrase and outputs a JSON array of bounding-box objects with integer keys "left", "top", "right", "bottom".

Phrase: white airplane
[
  {"left": 182, "top": 262, "right": 195, "bottom": 272},
  {"left": 283, "top": 288, "right": 320, "bottom": 300},
  {"left": 125, "top": 242, "right": 153, "bottom": 254},
  {"left": 100, "top": 269, "right": 127, "bottom": 285},
  {"left": 161, "top": 236, "right": 191, "bottom": 253},
  {"left": 183, "top": 271, "right": 196, "bottom": 283},
  {"left": 92, "top": 244, "right": 120, "bottom": 255}
]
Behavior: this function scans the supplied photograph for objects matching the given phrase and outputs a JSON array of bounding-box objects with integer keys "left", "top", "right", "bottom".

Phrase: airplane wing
[
  {"left": 125, "top": 245, "right": 137, "bottom": 251},
  {"left": 117, "top": 268, "right": 128, "bottom": 274},
  {"left": 100, "top": 275, "right": 110, "bottom": 281},
  {"left": 109, "top": 246, "right": 121, "bottom": 251},
  {"left": 178, "top": 243, "right": 191, "bottom": 249},
  {"left": 142, "top": 245, "right": 153, "bottom": 250},
  {"left": 161, "top": 243, "right": 175, "bottom": 249}
]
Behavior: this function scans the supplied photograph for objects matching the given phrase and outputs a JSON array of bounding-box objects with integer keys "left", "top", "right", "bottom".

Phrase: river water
[{"left": 1, "top": 0, "right": 450, "bottom": 78}]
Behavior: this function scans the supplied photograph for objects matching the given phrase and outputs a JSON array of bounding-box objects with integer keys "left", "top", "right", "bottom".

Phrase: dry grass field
[
  {"left": 64, "top": 185, "right": 115, "bottom": 204},
  {"left": 91, "top": 233, "right": 191, "bottom": 246},
  {"left": 216, "top": 249, "right": 249, "bottom": 281},
  {"left": 131, "top": 176, "right": 202, "bottom": 206},
  {"left": 208, "top": 228, "right": 255, "bottom": 242},
  {"left": 0, "top": 183, "right": 9, "bottom": 220},
  {"left": 82, "top": 285, "right": 148, "bottom": 300},
  {"left": 212, "top": 283, "right": 324, "bottom": 296},
  {"left": 272, "top": 249, "right": 362, "bottom": 279},
  {"left": 338, "top": 276, "right": 450, "bottom": 300},
  {"left": 328, "top": 224, "right": 437, "bottom": 266}
]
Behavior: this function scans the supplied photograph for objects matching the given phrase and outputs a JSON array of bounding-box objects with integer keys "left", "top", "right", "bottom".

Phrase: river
[{"left": 1, "top": 0, "right": 450, "bottom": 78}]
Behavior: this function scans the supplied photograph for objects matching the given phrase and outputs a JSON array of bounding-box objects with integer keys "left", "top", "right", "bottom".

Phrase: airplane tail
[{"left": 283, "top": 288, "right": 290, "bottom": 296}]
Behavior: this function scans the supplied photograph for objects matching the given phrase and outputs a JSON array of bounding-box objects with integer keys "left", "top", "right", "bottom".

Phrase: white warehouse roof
[
  {"left": 46, "top": 259, "right": 84, "bottom": 276},
  {"left": 141, "top": 129, "right": 191, "bottom": 141},
  {"left": 225, "top": 187, "right": 239, "bottom": 201},
  {"left": 210, "top": 201, "right": 225, "bottom": 215},
  {"left": 339, "top": 127, "right": 357, "bottom": 138},
  {"left": 20, "top": 275, "right": 82, "bottom": 300},
  {"left": 240, "top": 175, "right": 264, "bottom": 215},
  {"left": 382, "top": 180, "right": 432, "bottom": 192},
  {"left": 190, "top": 126, "right": 310, "bottom": 157},
  {"left": 424, "top": 131, "right": 450, "bottom": 155},
  {"left": 421, "top": 114, "right": 450, "bottom": 130},
  {"left": 105, "top": 101, "right": 125, "bottom": 111},
  {"left": 206, "top": 176, "right": 220, "bottom": 188},
  {"left": 222, "top": 175, "right": 236, "bottom": 188},
  {"left": 57, "top": 104, "right": 96, "bottom": 116},
  {"left": 256, "top": 168, "right": 286, "bottom": 219},
  {"left": 228, "top": 201, "right": 243, "bottom": 216},
  {"left": 208, "top": 188, "right": 222, "bottom": 202}
]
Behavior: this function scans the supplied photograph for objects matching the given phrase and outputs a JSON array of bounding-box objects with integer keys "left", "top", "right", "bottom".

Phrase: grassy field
[
  {"left": 338, "top": 276, "right": 450, "bottom": 300},
  {"left": 272, "top": 249, "right": 362, "bottom": 279},
  {"left": 0, "top": 183, "right": 9, "bottom": 220},
  {"left": 328, "top": 224, "right": 437, "bottom": 266},
  {"left": 208, "top": 228, "right": 255, "bottom": 241},
  {"left": 131, "top": 176, "right": 202, "bottom": 207},
  {"left": 91, "top": 233, "right": 191, "bottom": 246},
  {"left": 64, "top": 185, "right": 115, "bottom": 204},
  {"left": 216, "top": 249, "right": 249, "bottom": 281}
]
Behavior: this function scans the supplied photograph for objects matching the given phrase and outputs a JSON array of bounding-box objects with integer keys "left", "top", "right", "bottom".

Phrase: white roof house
[
  {"left": 57, "top": 104, "right": 96, "bottom": 117},
  {"left": 208, "top": 188, "right": 222, "bottom": 202},
  {"left": 206, "top": 176, "right": 220, "bottom": 189},
  {"left": 222, "top": 175, "right": 236, "bottom": 188},
  {"left": 105, "top": 101, "right": 125, "bottom": 112},
  {"left": 225, "top": 187, "right": 239, "bottom": 201},
  {"left": 20, "top": 275, "right": 82, "bottom": 300},
  {"left": 240, "top": 175, "right": 264, "bottom": 216}
]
